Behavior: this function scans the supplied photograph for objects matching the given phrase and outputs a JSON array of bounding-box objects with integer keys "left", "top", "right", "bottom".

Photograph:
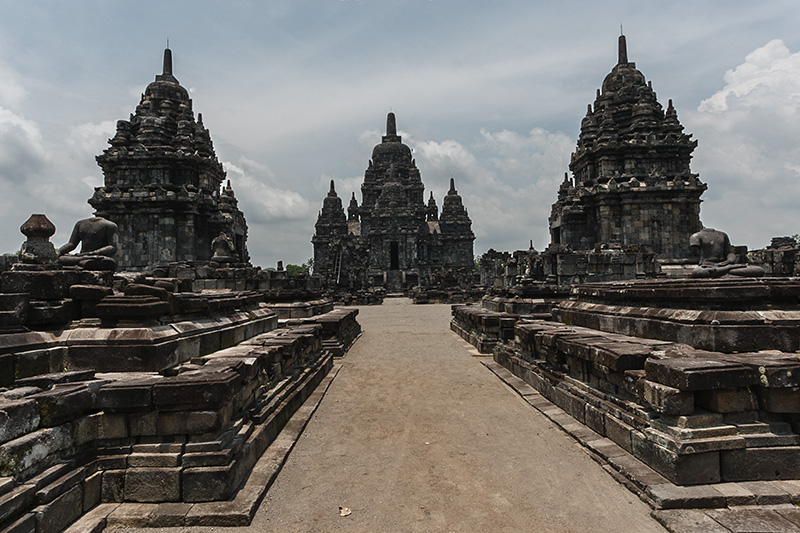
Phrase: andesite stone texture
[
  {"left": 549, "top": 35, "right": 706, "bottom": 259},
  {"left": 89, "top": 48, "right": 248, "bottom": 271},
  {"left": 313, "top": 113, "right": 475, "bottom": 292}
]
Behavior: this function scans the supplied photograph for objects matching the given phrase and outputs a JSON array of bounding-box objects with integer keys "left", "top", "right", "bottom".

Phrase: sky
[{"left": 0, "top": 1, "right": 799, "bottom": 268}]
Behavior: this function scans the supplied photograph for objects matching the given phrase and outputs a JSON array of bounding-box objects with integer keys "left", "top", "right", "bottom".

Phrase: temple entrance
[{"left": 390, "top": 242, "right": 400, "bottom": 270}]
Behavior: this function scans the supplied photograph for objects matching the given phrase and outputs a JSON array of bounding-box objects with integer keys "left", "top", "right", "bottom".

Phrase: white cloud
[
  {"left": 0, "top": 107, "right": 47, "bottom": 184},
  {"left": 698, "top": 40, "right": 800, "bottom": 115},
  {"left": 399, "top": 127, "right": 572, "bottom": 254},
  {"left": 223, "top": 160, "right": 313, "bottom": 223},
  {"left": 67, "top": 120, "right": 116, "bottom": 167},
  {"left": 687, "top": 39, "right": 800, "bottom": 248}
]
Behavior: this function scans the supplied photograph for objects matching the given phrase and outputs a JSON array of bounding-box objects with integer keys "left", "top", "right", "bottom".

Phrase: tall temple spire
[
  {"left": 381, "top": 112, "right": 401, "bottom": 143},
  {"left": 155, "top": 47, "right": 178, "bottom": 83},
  {"left": 163, "top": 47, "right": 173, "bottom": 76},
  {"left": 618, "top": 34, "right": 628, "bottom": 65}
]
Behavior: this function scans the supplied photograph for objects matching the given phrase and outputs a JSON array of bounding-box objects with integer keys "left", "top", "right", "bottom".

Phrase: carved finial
[
  {"left": 386, "top": 112, "right": 397, "bottom": 136},
  {"left": 329, "top": 179, "right": 336, "bottom": 194},
  {"left": 618, "top": 33, "right": 628, "bottom": 65},
  {"left": 163, "top": 47, "right": 173, "bottom": 76},
  {"left": 449, "top": 177, "right": 456, "bottom": 194}
]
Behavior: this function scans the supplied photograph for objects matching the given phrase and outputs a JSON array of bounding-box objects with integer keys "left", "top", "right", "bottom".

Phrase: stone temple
[
  {"left": 549, "top": 35, "right": 706, "bottom": 259},
  {"left": 312, "top": 113, "right": 475, "bottom": 291},
  {"left": 90, "top": 48, "right": 249, "bottom": 271}
]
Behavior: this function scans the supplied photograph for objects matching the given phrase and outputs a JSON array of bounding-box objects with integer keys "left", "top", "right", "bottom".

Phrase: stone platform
[
  {"left": 0, "top": 299, "right": 362, "bottom": 533},
  {"left": 453, "top": 277, "right": 800, "bottom": 495},
  {"left": 556, "top": 277, "right": 800, "bottom": 352},
  {"left": 484, "top": 359, "right": 800, "bottom": 532},
  {"left": 281, "top": 308, "right": 361, "bottom": 356}
]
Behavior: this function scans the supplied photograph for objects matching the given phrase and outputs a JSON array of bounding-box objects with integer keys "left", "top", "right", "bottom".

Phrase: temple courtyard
[{"left": 94, "top": 300, "right": 800, "bottom": 533}]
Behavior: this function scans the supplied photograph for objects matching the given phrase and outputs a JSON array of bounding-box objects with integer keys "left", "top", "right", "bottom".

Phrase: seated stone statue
[
  {"left": 689, "top": 227, "right": 764, "bottom": 278},
  {"left": 57, "top": 216, "right": 118, "bottom": 271},
  {"left": 211, "top": 231, "right": 238, "bottom": 263}
]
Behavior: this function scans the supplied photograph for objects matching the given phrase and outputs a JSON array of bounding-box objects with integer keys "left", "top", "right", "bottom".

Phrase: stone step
[
  {"left": 743, "top": 432, "right": 800, "bottom": 447},
  {"left": 735, "top": 421, "right": 795, "bottom": 435},
  {"left": 0, "top": 477, "right": 12, "bottom": 497}
]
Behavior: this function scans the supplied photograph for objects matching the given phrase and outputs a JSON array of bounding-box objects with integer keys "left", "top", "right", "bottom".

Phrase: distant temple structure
[
  {"left": 313, "top": 113, "right": 475, "bottom": 291},
  {"left": 549, "top": 35, "right": 706, "bottom": 259},
  {"left": 89, "top": 48, "right": 248, "bottom": 271}
]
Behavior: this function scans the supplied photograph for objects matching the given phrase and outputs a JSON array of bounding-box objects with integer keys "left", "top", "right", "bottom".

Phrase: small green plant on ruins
[{"left": 286, "top": 258, "right": 313, "bottom": 277}]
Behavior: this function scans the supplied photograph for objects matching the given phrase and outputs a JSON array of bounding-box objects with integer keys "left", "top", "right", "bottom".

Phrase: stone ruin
[
  {"left": 3, "top": 32, "right": 800, "bottom": 532},
  {"left": 454, "top": 230, "right": 800, "bottom": 513},
  {"left": 90, "top": 49, "right": 249, "bottom": 271},
  {"left": 0, "top": 211, "right": 361, "bottom": 532},
  {"left": 0, "top": 49, "right": 362, "bottom": 533},
  {"left": 451, "top": 35, "right": 800, "bottom": 513},
  {"left": 477, "top": 35, "right": 702, "bottom": 314},
  {"left": 549, "top": 34, "right": 705, "bottom": 260},
  {"left": 312, "top": 113, "right": 477, "bottom": 299}
]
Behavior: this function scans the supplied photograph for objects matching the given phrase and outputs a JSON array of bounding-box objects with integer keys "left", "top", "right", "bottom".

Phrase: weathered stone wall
[
  {"left": 453, "top": 277, "right": 800, "bottom": 488},
  {"left": 495, "top": 320, "right": 800, "bottom": 486},
  {"left": 478, "top": 246, "right": 658, "bottom": 289},
  {"left": 0, "top": 304, "right": 359, "bottom": 531}
]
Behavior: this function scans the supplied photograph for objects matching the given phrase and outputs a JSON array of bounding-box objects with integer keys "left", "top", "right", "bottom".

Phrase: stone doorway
[{"left": 390, "top": 241, "right": 400, "bottom": 270}]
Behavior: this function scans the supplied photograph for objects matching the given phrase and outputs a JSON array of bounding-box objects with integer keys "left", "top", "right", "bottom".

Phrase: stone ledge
[
  {"left": 482, "top": 359, "right": 800, "bottom": 511},
  {"left": 75, "top": 363, "right": 341, "bottom": 529}
]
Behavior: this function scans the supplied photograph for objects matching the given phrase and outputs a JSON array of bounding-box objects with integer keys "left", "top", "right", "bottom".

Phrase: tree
[
  {"left": 285, "top": 258, "right": 313, "bottom": 277},
  {"left": 285, "top": 264, "right": 304, "bottom": 277}
]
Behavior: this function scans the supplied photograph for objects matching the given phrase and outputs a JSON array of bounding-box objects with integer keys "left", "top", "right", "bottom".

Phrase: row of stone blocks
[
  {"left": 554, "top": 299, "right": 800, "bottom": 354},
  {"left": 411, "top": 288, "right": 484, "bottom": 305},
  {"left": 267, "top": 300, "right": 334, "bottom": 319},
  {"left": 0, "top": 304, "right": 278, "bottom": 382},
  {"left": 479, "top": 296, "right": 558, "bottom": 317},
  {"left": 0, "top": 322, "right": 334, "bottom": 532},
  {"left": 493, "top": 318, "right": 800, "bottom": 486},
  {"left": 281, "top": 308, "right": 361, "bottom": 356},
  {"left": 450, "top": 304, "right": 519, "bottom": 354}
]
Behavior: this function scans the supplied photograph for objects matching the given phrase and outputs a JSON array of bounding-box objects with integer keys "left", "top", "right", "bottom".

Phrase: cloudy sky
[{"left": 0, "top": 1, "right": 799, "bottom": 268}]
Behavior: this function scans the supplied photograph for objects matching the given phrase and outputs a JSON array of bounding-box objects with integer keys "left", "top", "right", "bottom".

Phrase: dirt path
[{"left": 123, "top": 300, "right": 665, "bottom": 532}]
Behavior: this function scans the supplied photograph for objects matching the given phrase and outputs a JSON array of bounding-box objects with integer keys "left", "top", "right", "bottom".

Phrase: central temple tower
[{"left": 313, "top": 113, "right": 475, "bottom": 290}]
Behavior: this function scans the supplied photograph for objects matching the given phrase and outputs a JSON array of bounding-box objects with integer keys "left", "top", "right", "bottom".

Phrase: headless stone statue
[
  {"left": 57, "top": 216, "right": 118, "bottom": 271},
  {"left": 211, "top": 232, "right": 238, "bottom": 263},
  {"left": 689, "top": 227, "right": 764, "bottom": 278}
]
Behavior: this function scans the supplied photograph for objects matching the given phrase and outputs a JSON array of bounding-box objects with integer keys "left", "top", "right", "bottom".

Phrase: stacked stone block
[
  {"left": 494, "top": 319, "right": 800, "bottom": 485},
  {"left": 450, "top": 305, "right": 519, "bottom": 354},
  {"left": 0, "top": 311, "right": 355, "bottom": 531}
]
